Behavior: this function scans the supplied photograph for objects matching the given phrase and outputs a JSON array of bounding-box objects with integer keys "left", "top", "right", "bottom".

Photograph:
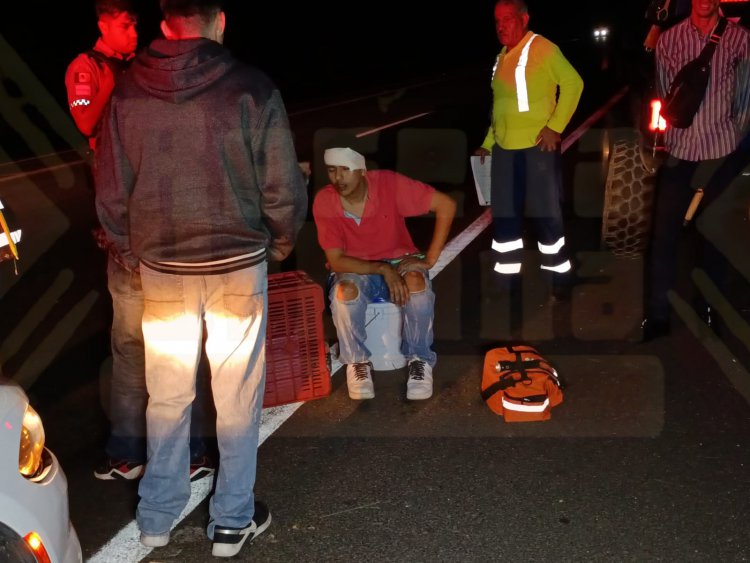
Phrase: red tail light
[{"left": 649, "top": 100, "right": 667, "bottom": 132}]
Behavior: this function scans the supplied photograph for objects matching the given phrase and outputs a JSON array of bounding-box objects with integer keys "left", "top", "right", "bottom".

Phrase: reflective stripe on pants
[{"left": 489, "top": 144, "right": 571, "bottom": 278}]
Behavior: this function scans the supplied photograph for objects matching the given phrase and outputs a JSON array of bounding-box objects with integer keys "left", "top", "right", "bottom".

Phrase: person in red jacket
[{"left": 65, "top": 0, "right": 137, "bottom": 152}]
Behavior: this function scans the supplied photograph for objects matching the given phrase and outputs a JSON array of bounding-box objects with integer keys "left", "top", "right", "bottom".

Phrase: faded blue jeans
[
  {"left": 107, "top": 254, "right": 148, "bottom": 461},
  {"left": 136, "top": 261, "right": 267, "bottom": 537},
  {"left": 329, "top": 266, "right": 437, "bottom": 368},
  {"left": 106, "top": 254, "right": 210, "bottom": 463}
]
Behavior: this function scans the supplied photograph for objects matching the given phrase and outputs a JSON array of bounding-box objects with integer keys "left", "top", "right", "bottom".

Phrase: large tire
[{"left": 601, "top": 129, "right": 657, "bottom": 257}]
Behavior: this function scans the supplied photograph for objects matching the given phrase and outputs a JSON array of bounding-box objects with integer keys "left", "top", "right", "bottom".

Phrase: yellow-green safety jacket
[{"left": 481, "top": 31, "right": 584, "bottom": 151}]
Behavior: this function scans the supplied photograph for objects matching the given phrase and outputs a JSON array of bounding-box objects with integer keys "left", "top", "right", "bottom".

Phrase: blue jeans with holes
[
  {"left": 136, "top": 261, "right": 267, "bottom": 537},
  {"left": 329, "top": 265, "right": 437, "bottom": 368},
  {"left": 106, "top": 254, "right": 210, "bottom": 463}
]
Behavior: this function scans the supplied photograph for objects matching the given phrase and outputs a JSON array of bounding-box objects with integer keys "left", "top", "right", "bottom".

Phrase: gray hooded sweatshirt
[{"left": 95, "top": 38, "right": 307, "bottom": 274}]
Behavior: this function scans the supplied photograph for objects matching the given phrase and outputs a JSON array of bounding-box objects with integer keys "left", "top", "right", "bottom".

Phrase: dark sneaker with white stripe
[
  {"left": 93, "top": 457, "right": 144, "bottom": 480},
  {"left": 211, "top": 501, "right": 271, "bottom": 557},
  {"left": 189, "top": 455, "right": 215, "bottom": 482}
]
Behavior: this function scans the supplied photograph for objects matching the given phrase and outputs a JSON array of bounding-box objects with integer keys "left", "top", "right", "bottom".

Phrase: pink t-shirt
[{"left": 313, "top": 169, "right": 435, "bottom": 260}]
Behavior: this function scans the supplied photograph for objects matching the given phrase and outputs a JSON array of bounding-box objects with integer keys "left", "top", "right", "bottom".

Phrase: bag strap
[
  {"left": 535, "top": 364, "right": 563, "bottom": 389},
  {"left": 481, "top": 346, "right": 564, "bottom": 403},
  {"left": 481, "top": 349, "right": 533, "bottom": 402},
  {"left": 696, "top": 17, "right": 728, "bottom": 66},
  {"left": 481, "top": 371, "right": 527, "bottom": 402},
  {"left": 499, "top": 349, "right": 538, "bottom": 373},
  {"left": 86, "top": 49, "right": 130, "bottom": 75},
  {"left": 507, "top": 346, "right": 564, "bottom": 390},
  {"left": 505, "top": 346, "right": 563, "bottom": 386}
]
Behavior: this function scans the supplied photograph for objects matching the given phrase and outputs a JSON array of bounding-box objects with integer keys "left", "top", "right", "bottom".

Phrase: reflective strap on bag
[{"left": 502, "top": 396, "right": 550, "bottom": 412}]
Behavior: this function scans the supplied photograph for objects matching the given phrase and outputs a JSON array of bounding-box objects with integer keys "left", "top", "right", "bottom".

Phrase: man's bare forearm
[
  {"left": 328, "top": 254, "right": 394, "bottom": 276},
  {"left": 425, "top": 192, "right": 457, "bottom": 266}
]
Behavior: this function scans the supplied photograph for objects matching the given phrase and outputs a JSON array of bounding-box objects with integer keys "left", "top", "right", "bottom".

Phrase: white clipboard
[{"left": 470, "top": 155, "right": 491, "bottom": 206}]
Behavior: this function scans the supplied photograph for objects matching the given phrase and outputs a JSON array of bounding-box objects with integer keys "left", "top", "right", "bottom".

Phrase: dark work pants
[
  {"left": 647, "top": 154, "right": 730, "bottom": 320},
  {"left": 490, "top": 144, "right": 570, "bottom": 286}
]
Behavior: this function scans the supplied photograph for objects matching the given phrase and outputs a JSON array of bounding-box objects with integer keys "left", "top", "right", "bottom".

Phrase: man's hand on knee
[{"left": 378, "top": 263, "right": 409, "bottom": 306}]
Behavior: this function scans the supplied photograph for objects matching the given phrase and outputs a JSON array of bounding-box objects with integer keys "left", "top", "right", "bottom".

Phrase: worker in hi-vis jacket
[{"left": 474, "top": 0, "right": 583, "bottom": 300}]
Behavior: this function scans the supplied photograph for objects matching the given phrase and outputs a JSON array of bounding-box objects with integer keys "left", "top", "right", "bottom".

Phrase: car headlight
[{"left": 18, "top": 404, "right": 45, "bottom": 478}]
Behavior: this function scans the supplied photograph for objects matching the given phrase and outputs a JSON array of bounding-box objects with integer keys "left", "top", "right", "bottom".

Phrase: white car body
[{"left": 0, "top": 382, "right": 82, "bottom": 563}]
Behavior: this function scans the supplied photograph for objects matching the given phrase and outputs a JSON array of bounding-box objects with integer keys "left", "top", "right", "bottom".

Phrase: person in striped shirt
[{"left": 642, "top": 0, "right": 750, "bottom": 341}]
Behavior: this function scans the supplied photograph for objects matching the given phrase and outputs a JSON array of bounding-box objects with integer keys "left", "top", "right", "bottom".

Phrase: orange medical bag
[{"left": 481, "top": 345, "right": 563, "bottom": 422}]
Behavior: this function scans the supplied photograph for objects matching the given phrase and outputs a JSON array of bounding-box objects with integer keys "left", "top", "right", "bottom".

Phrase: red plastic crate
[{"left": 264, "top": 270, "right": 331, "bottom": 407}]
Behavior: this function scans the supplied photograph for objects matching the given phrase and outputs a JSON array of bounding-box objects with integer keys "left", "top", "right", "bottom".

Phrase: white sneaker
[
  {"left": 140, "top": 531, "right": 170, "bottom": 548},
  {"left": 406, "top": 360, "right": 433, "bottom": 400},
  {"left": 346, "top": 362, "right": 374, "bottom": 400}
]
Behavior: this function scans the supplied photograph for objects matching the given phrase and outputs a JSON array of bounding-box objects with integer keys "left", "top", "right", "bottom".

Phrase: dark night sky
[{"left": 2, "top": 1, "right": 646, "bottom": 109}]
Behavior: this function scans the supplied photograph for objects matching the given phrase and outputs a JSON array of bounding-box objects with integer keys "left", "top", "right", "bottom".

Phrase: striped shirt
[
  {"left": 656, "top": 17, "right": 750, "bottom": 161},
  {"left": 140, "top": 247, "right": 267, "bottom": 276}
]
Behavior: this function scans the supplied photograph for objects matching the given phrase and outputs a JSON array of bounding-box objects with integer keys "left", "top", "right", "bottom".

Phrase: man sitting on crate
[{"left": 312, "top": 147, "right": 456, "bottom": 401}]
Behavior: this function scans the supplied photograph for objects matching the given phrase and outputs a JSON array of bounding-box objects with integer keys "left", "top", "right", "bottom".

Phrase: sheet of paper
[{"left": 470, "top": 155, "right": 491, "bottom": 206}]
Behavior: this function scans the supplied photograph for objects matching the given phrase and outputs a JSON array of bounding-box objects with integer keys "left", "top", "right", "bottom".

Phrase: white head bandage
[{"left": 324, "top": 148, "right": 366, "bottom": 171}]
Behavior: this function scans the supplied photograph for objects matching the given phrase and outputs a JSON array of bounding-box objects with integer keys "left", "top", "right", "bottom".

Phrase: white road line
[
  {"left": 429, "top": 209, "right": 491, "bottom": 279},
  {"left": 258, "top": 402, "right": 305, "bottom": 443},
  {"left": 92, "top": 87, "right": 626, "bottom": 562},
  {"left": 88, "top": 403, "right": 303, "bottom": 562},
  {"left": 355, "top": 112, "right": 433, "bottom": 138},
  {"left": 87, "top": 475, "right": 214, "bottom": 563}
]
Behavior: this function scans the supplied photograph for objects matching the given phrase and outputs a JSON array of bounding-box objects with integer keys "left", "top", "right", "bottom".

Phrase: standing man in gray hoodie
[{"left": 95, "top": 0, "right": 307, "bottom": 557}]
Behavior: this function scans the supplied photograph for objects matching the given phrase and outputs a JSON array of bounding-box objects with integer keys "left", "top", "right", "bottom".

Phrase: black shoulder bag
[{"left": 661, "top": 17, "right": 728, "bottom": 129}]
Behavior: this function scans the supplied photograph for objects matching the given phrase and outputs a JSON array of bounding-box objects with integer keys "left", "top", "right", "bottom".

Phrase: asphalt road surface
[{"left": 2, "top": 26, "right": 750, "bottom": 563}]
